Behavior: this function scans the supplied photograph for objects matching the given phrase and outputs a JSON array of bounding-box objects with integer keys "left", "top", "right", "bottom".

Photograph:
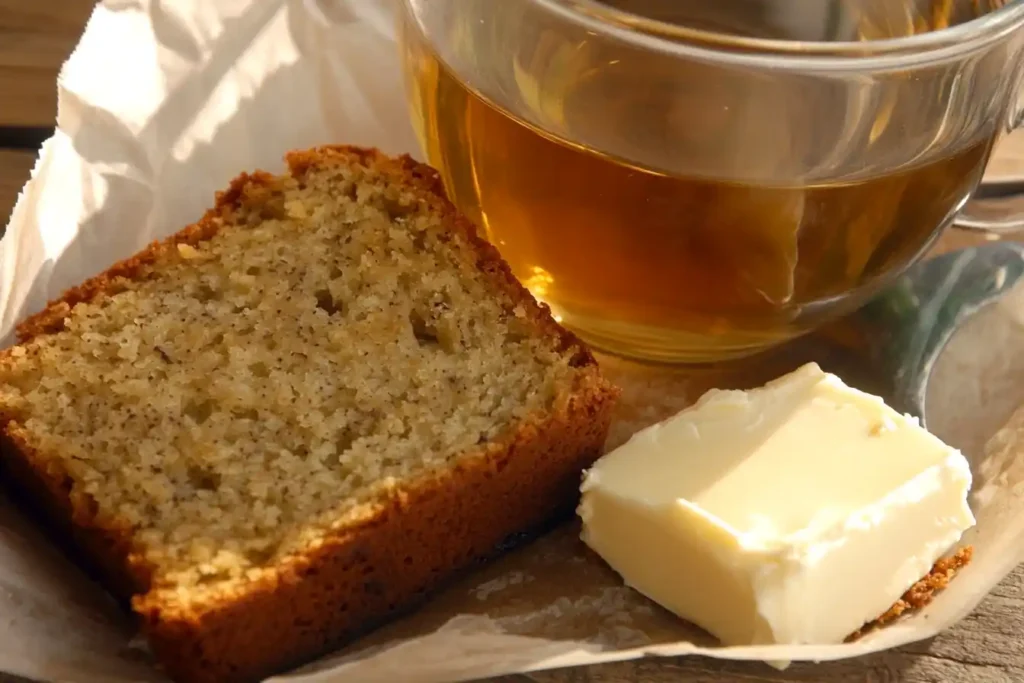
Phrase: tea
[{"left": 400, "top": 5, "right": 1001, "bottom": 361}]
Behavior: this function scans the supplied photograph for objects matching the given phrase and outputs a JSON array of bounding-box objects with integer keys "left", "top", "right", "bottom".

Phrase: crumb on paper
[{"left": 846, "top": 546, "right": 973, "bottom": 642}]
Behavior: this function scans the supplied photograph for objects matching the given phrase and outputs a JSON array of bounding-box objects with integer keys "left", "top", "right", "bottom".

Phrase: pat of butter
[{"left": 578, "top": 362, "right": 975, "bottom": 646}]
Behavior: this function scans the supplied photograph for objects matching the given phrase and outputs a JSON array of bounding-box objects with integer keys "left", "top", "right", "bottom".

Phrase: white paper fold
[
  {"left": 1, "top": 2, "right": 1023, "bottom": 682},
  {"left": 1, "top": 0, "right": 418, "bottom": 346}
]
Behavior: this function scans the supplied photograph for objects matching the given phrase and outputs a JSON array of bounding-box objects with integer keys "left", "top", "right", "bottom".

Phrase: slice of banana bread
[{"left": 0, "top": 146, "right": 619, "bottom": 683}]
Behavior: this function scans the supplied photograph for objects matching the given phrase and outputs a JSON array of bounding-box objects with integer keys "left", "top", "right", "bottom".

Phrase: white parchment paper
[{"left": 1, "top": 2, "right": 1024, "bottom": 682}]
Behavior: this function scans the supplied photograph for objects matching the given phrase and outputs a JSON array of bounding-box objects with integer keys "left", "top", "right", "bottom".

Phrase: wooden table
[{"left": 2, "top": 3, "right": 1023, "bottom": 683}]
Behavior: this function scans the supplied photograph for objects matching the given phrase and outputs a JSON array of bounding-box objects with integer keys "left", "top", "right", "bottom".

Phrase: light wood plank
[{"left": 0, "top": 0, "right": 96, "bottom": 127}]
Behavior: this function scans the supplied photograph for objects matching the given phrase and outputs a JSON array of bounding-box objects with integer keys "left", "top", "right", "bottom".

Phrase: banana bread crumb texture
[{"left": 0, "top": 146, "right": 618, "bottom": 682}]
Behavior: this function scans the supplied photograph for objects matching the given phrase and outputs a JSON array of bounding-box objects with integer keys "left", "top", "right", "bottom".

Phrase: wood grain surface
[
  {"left": 1, "top": 2, "right": 1024, "bottom": 683},
  {"left": 0, "top": 0, "right": 95, "bottom": 128}
]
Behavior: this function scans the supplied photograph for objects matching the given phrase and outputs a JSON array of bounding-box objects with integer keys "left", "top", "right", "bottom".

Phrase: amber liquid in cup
[{"left": 401, "top": 2, "right": 1014, "bottom": 361}]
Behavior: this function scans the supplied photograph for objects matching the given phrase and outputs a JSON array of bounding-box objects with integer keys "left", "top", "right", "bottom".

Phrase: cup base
[{"left": 547, "top": 305, "right": 798, "bottom": 365}]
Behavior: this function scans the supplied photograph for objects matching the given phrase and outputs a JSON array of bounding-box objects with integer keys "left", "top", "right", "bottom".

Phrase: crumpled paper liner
[{"left": 1, "top": 2, "right": 1023, "bottom": 682}]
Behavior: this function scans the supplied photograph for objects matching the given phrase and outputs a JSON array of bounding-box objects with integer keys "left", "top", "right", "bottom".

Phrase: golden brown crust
[{"left": 0, "top": 146, "right": 619, "bottom": 683}]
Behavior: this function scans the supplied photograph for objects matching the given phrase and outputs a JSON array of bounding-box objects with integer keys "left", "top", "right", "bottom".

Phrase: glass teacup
[{"left": 399, "top": 0, "right": 1024, "bottom": 362}]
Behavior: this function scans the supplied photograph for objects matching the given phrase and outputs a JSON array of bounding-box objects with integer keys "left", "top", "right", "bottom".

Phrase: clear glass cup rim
[{"left": 533, "top": 0, "right": 1024, "bottom": 71}]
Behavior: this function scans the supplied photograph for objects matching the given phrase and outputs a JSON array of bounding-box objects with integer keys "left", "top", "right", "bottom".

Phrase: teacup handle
[{"left": 955, "top": 103, "right": 1024, "bottom": 234}]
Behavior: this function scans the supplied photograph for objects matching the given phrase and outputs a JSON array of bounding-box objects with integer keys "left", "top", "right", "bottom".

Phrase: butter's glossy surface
[{"left": 578, "top": 363, "right": 976, "bottom": 646}]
